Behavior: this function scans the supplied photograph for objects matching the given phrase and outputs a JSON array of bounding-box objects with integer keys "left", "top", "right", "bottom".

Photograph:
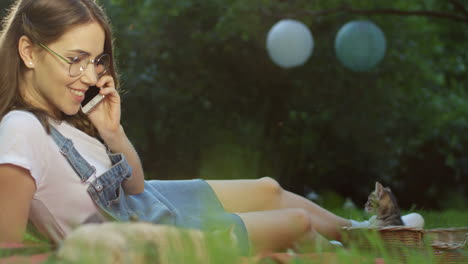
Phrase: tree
[
  {"left": 104, "top": 0, "right": 468, "bottom": 209},
  {"left": 2, "top": 0, "right": 467, "bottom": 209}
]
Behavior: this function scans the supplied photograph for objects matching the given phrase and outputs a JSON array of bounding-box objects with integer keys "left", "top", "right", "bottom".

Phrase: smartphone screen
[
  {"left": 81, "top": 86, "right": 101, "bottom": 107},
  {"left": 81, "top": 86, "right": 105, "bottom": 114}
]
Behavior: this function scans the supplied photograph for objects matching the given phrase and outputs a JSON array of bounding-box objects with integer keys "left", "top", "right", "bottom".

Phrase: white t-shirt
[{"left": 0, "top": 110, "right": 113, "bottom": 242}]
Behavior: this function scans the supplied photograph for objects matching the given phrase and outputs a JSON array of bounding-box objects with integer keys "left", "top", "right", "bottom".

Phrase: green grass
[{"left": 5, "top": 209, "right": 467, "bottom": 264}]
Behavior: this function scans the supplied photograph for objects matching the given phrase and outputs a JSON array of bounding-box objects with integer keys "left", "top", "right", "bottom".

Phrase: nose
[{"left": 80, "top": 62, "right": 98, "bottom": 85}]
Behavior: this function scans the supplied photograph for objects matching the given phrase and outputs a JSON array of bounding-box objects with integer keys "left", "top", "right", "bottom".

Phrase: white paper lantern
[
  {"left": 335, "top": 20, "right": 386, "bottom": 72},
  {"left": 266, "top": 19, "right": 314, "bottom": 68}
]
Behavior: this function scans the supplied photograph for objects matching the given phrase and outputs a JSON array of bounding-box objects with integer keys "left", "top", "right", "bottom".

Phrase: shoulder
[
  {"left": 1, "top": 110, "right": 44, "bottom": 126},
  {"left": 0, "top": 111, "right": 52, "bottom": 185},
  {"left": 0, "top": 110, "right": 47, "bottom": 135}
]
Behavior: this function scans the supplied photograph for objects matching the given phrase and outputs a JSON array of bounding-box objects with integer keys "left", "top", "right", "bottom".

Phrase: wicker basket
[
  {"left": 342, "top": 226, "right": 425, "bottom": 250},
  {"left": 426, "top": 228, "right": 468, "bottom": 264},
  {"left": 425, "top": 227, "right": 468, "bottom": 245},
  {"left": 342, "top": 226, "right": 468, "bottom": 264},
  {"left": 342, "top": 226, "right": 425, "bottom": 263}
]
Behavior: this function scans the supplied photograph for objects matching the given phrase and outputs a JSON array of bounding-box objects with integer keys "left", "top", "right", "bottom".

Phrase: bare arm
[
  {"left": 0, "top": 164, "right": 35, "bottom": 243},
  {"left": 99, "top": 125, "right": 145, "bottom": 195},
  {"left": 87, "top": 76, "right": 145, "bottom": 195}
]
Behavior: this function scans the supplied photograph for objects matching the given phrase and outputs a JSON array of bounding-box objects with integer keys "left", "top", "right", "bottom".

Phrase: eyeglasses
[{"left": 39, "top": 42, "right": 110, "bottom": 78}]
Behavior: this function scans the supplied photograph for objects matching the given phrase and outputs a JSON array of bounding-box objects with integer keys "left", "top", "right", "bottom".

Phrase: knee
[
  {"left": 257, "top": 177, "right": 282, "bottom": 198},
  {"left": 288, "top": 208, "right": 313, "bottom": 233}
]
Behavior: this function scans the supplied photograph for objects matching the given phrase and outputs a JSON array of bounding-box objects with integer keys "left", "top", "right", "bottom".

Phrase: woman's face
[{"left": 28, "top": 22, "right": 106, "bottom": 117}]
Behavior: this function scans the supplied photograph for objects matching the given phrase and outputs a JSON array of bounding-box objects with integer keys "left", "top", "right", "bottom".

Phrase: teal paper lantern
[
  {"left": 266, "top": 19, "right": 314, "bottom": 68},
  {"left": 335, "top": 20, "right": 386, "bottom": 72}
]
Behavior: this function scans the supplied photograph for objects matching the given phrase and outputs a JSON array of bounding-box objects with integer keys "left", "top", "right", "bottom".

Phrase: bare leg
[
  {"left": 237, "top": 208, "right": 332, "bottom": 254},
  {"left": 207, "top": 177, "right": 351, "bottom": 240}
]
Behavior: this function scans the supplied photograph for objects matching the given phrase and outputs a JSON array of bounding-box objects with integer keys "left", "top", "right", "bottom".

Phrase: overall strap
[{"left": 49, "top": 125, "right": 96, "bottom": 182}]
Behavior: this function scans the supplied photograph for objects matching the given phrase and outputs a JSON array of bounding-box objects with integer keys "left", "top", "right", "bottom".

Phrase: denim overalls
[{"left": 49, "top": 125, "right": 249, "bottom": 255}]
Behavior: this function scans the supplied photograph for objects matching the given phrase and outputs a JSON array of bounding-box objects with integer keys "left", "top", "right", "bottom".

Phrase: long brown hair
[{"left": 0, "top": 0, "right": 119, "bottom": 136}]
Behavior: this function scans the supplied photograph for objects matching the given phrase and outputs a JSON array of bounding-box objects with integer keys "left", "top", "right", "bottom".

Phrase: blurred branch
[
  {"left": 449, "top": 0, "right": 468, "bottom": 18},
  {"left": 263, "top": 5, "right": 468, "bottom": 24}
]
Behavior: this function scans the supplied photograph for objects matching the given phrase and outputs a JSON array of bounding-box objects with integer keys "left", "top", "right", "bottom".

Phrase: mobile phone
[{"left": 81, "top": 86, "right": 105, "bottom": 114}]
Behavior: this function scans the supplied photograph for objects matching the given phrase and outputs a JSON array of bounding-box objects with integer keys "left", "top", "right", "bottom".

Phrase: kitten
[{"left": 365, "top": 182, "right": 404, "bottom": 227}]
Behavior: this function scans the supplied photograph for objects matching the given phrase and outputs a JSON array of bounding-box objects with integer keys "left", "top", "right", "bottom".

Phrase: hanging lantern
[
  {"left": 266, "top": 19, "right": 314, "bottom": 69},
  {"left": 335, "top": 20, "right": 386, "bottom": 72}
]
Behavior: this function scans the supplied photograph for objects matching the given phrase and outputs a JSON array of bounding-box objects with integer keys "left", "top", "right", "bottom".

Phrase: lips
[{"left": 69, "top": 88, "right": 85, "bottom": 97}]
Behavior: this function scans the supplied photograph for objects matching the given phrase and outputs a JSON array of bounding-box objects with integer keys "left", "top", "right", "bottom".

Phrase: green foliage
[
  {"left": 103, "top": 0, "right": 468, "bottom": 208},
  {"left": 1, "top": 0, "right": 467, "bottom": 208}
]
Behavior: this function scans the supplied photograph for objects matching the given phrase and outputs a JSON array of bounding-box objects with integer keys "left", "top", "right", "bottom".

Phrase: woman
[{"left": 0, "top": 0, "right": 370, "bottom": 255}]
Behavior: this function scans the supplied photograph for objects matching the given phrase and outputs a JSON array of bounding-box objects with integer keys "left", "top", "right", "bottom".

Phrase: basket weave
[
  {"left": 427, "top": 228, "right": 468, "bottom": 264},
  {"left": 426, "top": 227, "right": 468, "bottom": 245},
  {"left": 342, "top": 226, "right": 425, "bottom": 264},
  {"left": 342, "top": 226, "right": 425, "bottom": 250},
  {"left": 342, "top": 226, "right": 468, "bottom": 264}
]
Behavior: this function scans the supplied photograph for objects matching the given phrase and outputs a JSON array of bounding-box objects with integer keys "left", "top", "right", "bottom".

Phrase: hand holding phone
[{"left": 81, "top": 86, "right": 105, "bottom": 114}]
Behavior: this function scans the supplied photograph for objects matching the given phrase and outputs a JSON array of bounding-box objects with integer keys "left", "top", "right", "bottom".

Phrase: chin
[{"left": 61, "top": 107, "right": 82, "bottom": 116}]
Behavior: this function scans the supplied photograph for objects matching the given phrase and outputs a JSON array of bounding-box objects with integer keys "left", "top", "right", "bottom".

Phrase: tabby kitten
[{"left": 365, "top": 182, "right": 404, "bottom": 227}]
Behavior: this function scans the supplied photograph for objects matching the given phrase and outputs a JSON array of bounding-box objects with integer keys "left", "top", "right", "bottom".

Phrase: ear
[
  {"left": 375, "top": 182, "right": 384, "bottom": 198},
  {"left": 18, "top": 35, "right": 37, "bottom": 69},
  {"left": 375, "top": 182, "right": 383, "bottom": 191}
]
